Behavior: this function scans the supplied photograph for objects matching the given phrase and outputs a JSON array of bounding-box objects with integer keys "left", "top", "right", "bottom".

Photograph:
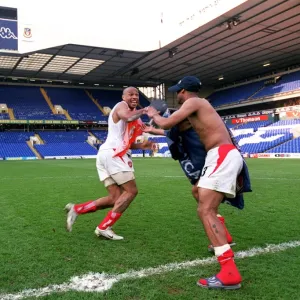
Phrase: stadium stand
[
  {"left": 0, "top": 85, "right": 150, "bottom": 122},
  {"left": 267, "top": 119, "right": 300, "bottom": 127},
  {"left": 0, "top": 113, "right": 10, "bottom": 120},
  {"left": 233, "top": 133, "right": 254, "bottom": 143},
  {"left": 251, "top": 71, "right": 300, "bottom": 99},
  {"left": 1, "top": 73, "right": 300, "bottom": 159},
  {"left": 35, "top": 142, "right": 97, "bottom": 158},
  {"left": 267, "top": 137, "right": 300, "bottom": 153},
  {"left": 208, "top": 80, "right": 265, "bottom": 107},
  {"left": 45, "top": 87, "right": 106, "bottom": 121},
  {"left": 235, "top": 120, "right": 273, "bottom": 130},
  {"left": 131, "top": 149, "right": 143, "bottom": 155},
  {"left": 0, "top": 131, "right": 33, "bottom": 143},
  {"left": 238, "top": 130, "right": 293, "bottom": 154},
  {"left": 91, "top": 130, "right": 108, "bottom": 142},
  {"left": 0, "top": 143, "right": 36, "bottom": 158},
  {"left": 0, "top": 85, "right": 66, "bottom": 120},
  {"left": 33, "top": 131, "right": 97, "bottom": 158},
  {"left": 0, "top": 132, "right": 36, "bottom": 158},
  {"left": 2, "top": 117, "right": 300, "bottom": 158},
  {"left": 38, "top": 130, "right": 90, "bottom": 143},
  {"left": 88, "top": 89, "right": 122, "bottom": 109},
  {"left": 208, "top": 70, "right": 300, "bottom": 107}
]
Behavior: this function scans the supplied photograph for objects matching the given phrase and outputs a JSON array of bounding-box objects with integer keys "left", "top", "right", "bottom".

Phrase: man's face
[
  {"left": 122, "top": 87, "right": 139, "bottom": 110},
  {"left": 176, "top": 89, "right": 185, "bottom": 105}
]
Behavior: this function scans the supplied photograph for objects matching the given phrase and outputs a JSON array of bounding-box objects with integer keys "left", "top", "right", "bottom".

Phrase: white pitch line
[{"left": 1, "top": 240, "right": 300, "bottom": 300}]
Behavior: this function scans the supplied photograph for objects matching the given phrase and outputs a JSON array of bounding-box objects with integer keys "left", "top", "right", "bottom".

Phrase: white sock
[{"left": 214, "top": 244, "right": 230, "bottom": 257}]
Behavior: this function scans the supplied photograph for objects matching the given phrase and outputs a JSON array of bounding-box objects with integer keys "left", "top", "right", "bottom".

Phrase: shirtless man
[
  {"left": 146, "top": 76, "right": 244, "bottom": 290},
  {"left": 65, "top": 87, "right": 154, "bottom": 240},
  {"left": 143, "top": 120, "right": 235, "bottom": 253}
]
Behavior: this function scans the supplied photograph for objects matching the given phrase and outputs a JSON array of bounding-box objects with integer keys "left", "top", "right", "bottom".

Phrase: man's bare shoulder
[
  {"left": 114, "top": 101, "right": 128, "bottom": 113},
  {"left": 116, "top": 101, "right": 127, "bottom": 109},
  {"left": 111, "top": 101, "right": 126, "bottom": 121},
  {"left": 184, "top": 97, "right": 209, "bottom": 107}
]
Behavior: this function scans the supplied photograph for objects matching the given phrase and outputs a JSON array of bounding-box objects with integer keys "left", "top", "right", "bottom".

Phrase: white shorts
[
  {"left": 96, "top": 149, "right": 135, "bottom": 186},
  {"left": 198, "top": 144, "right": 243, "bottom": 198}
]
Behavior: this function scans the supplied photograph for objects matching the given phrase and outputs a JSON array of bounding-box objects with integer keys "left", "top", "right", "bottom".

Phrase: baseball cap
[{"left": 168, "top": 76, "right": 202, "bottom": 93}]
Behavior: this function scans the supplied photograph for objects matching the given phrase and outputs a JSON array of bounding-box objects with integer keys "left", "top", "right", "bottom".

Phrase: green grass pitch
[{"left": 1, "top": 158, "right": 300, "bottom": 299}]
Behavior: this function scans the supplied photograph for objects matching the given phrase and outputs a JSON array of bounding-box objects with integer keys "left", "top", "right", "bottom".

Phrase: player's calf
[{"left": 208, "top": 214, "right": 235, "bottom": 253}]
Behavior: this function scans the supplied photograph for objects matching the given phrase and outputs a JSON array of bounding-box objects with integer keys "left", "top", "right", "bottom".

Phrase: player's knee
[
  {"left": 121, "top": 179, "right": 138, "bottom": 200},
  {"left": 107, "top": 186, "right": 121, "bottom": 203},
  {"left": 122, "top": 186, "right": 138, "bottom": 201},
  {"left": 128, "top": 186, "right": 138, "bottom": 199},
  {"left": 197, "top": 205, "right": 215, "bottom": 220},
  {"left": 107, "top": 195, "right": 118, "bottom": 205}
]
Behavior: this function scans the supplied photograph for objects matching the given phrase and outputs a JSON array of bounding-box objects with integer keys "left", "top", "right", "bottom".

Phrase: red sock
[
  {"left": 216, "top": 249, "right": 242, "bottom": 285},
  {"left": 74, "top": 201, "right": 97, "bottom": 214},
  {"left": 218, "top": 215, "right": 233, "bottom": 244},
  {"left": 98, "top": 210, "right": 122, "bottom": 230}
]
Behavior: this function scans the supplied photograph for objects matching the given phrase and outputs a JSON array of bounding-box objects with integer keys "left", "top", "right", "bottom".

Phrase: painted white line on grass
[{"left": 1, "top": 240, "right": 300, "bottom": 300}]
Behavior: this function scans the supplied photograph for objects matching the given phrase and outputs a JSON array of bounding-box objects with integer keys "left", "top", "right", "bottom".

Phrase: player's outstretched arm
[
  {"left": 117, "top": 102, "right": 147, "bottom": 122},
  {"left": 143, "top": 125, "right": 165, "bottom": 136},
  {"left": 131, "top": 140, "right": 156, "bottom": 150}
]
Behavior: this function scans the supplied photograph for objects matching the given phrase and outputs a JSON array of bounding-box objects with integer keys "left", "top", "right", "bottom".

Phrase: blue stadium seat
[
  {"left": 0, "top": 86, "right": 65, "bottom": 120},
  {"left": 35, "top": 142, "right": 97, "bottom": 157},
  {"left": 0, "top": 113, "right": 10, "bottom": 120},
  {"left": 0, "top": 143, "right": 36, "bottom": 158},
  {"left": 208, "top": 80, "right": 265, "bottom": 107},
  {"left": 267, "top": 119, "right": 300, "bottom": 127},
  {"left": 0, "top": 131, "right": 36, "bottom": 158},
  {"left": 267, "top": 137, "right": 300, "bottom": 153},
  {"left": 38, "top": 130, "right": 90, "bottom": 143},
  {"left": 236, "top": 120, "right": 273, "bottom": 131},
  {"left": 239, "top": 131, "right": 293, "bottom": 153},
  {"left": 252, "top": 71, "right": 300, "bottom": 99},
  {"left": 33, "top": 131, "right": 96, "bottom": 157},
  {"left": 45, "top": 87, "right": 106, "bottom": 121},
  {"left": 91, "top": 130, "right": 108, "bottom": 142},
  {"left": 208, "top": 70, "right": 300, "bottom": 107},
  {"left": 0, "top": 132, "right": 33, "bottom": 143}
]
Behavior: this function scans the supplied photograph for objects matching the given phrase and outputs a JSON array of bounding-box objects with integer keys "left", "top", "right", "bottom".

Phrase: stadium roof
[{"left": 0, "top": 0, "right": 299, "bottom": 88}]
